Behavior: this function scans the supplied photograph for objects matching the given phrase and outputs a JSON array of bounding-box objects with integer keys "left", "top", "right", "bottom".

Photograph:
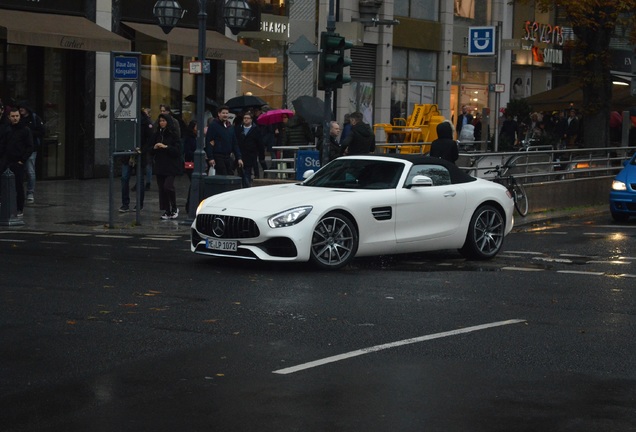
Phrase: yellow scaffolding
[{"left": 374, "top": 104, "right": 446, "bottom": 154}]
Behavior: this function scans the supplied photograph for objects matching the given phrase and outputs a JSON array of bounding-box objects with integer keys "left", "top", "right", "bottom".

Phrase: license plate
[{"left": 206, "top": 239, "right": 238, "bottom": 252}]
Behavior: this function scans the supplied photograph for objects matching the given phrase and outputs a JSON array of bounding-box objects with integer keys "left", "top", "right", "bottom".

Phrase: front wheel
[
  {"left": 460, "top": 204, "right": 505, "bottom": 260},
  {"left": 512, "top": 182, "right": 528, "bottom": 217},
  {"left": 310, "top": 213, "right": 359, "bottom": 270}
]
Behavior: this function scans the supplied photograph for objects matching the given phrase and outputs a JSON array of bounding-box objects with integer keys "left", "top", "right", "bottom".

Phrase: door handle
[{"left": 443, "top": 191, "right": 456, "bottom": 197}]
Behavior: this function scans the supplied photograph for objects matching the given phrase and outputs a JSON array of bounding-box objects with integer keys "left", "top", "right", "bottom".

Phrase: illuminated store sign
[
  {"left": 523, "top": 20, "right": 564, "bottom": 64},
  {"left": 523, "top": 21, "right": 564, "bottom": 46}
]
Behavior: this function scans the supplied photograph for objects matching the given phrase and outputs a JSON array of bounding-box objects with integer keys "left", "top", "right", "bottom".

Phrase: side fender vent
[{"left": 372, "top": 206, "right": 392, "bottom": 221}]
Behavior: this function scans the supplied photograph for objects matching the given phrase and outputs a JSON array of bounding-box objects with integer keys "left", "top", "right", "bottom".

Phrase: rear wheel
[
  {"left": 512, "top": 182, "right": 528, "bottom": 216},
  {"left": 460, "top": 204, "right": 505, "bottom": 260},
  {"left": 310, "top": 213, "right": 358, "bottom": 270}
]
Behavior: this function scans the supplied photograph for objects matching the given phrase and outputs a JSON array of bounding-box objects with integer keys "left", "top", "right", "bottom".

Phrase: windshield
[{"left": 303, "top": 159, "right": 404, "bottom": 190}]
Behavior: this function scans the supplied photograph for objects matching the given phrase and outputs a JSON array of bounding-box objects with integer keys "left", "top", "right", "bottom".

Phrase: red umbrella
[
  {"left": 257, "top": 109, "right": 294, "bottom": 125},
  {"left": 610, "top": 111, "right": 622, "bottom": 128}
]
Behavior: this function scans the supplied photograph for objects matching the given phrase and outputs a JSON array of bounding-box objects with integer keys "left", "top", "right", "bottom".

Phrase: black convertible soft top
[{"left": 379, "top": 154, "right": 477, "bottom": 185}]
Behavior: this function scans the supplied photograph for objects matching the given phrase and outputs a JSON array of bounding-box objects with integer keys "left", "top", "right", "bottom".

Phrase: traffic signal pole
[{"left": 321, "top": 0, "right": 336, "bottom": 167}]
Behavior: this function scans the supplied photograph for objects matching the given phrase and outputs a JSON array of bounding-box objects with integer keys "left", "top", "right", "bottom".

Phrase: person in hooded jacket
[
  {"left": 341, "top": 111, "right": 375, "bottom": 156},
  {"left": 430, "top": 120, "right": 459, "bottom": 164},
  {"left": 0, "top": 106, "right": 33, "bottom": 216},
  {"left": 150, "top": 113, "right": 182, "bottom": 220}
]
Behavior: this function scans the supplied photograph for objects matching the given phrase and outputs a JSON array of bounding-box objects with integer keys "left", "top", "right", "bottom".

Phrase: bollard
[{"left": 0, "top": 168, "right": 25, "bottom": 226}]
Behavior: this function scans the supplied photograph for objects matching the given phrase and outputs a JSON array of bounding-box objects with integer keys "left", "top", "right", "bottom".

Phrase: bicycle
[{"left": 484, "top": 163, "right": 529, "bottom": 217}]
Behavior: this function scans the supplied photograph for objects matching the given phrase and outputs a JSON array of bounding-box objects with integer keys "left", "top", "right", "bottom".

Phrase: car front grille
[{"left": 195, "top": 214, "right": 260, "bottom": 239}]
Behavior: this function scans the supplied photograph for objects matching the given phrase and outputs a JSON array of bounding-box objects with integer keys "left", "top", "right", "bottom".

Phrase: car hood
[
  {"left": 199, "top": 183, "right": 357, "bottom": 213},
  {"left": 616, "top": 161, "right": 636, "bottom": 183}
]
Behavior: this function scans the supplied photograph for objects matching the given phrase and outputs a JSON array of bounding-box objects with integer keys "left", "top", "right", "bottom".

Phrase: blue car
[{"left": 610, "top": 153, "right": 636, "bottom": 222}]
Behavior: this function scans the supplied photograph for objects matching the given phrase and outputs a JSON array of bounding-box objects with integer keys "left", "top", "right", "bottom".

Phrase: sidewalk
[
  {"left": 6, "top": 176, "right": 194, "bottom": 235},
  {"left": 3, "top": 176, "right": 608, "bottom": 235}
]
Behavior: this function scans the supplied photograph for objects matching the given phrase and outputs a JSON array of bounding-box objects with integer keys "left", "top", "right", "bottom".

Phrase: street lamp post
[{"left": 153, "top": 0, "right": 253, "bottom": 222}]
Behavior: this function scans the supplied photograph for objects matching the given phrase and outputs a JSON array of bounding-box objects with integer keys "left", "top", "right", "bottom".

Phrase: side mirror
[
  {"left": 302, "top": 170, "right": 315, "bottom": 180},
  {"left": 406, "top": 175, "right": 433, "bottom": 188}
]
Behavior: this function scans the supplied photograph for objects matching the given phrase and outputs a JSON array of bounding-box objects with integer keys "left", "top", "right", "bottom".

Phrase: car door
[{"left": 394, "top": 163, "right": 467, "bottom": 244}]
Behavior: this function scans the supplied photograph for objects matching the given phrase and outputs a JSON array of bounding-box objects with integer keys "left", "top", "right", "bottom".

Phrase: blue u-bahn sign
[{"left": 468, "top": 26, "right": 496, "bottom": 56}]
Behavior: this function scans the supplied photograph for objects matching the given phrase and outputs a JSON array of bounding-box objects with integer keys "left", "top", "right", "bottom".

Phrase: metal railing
[
  {"left": 458, "top": 145, "right": 635, "bottom": 184},
  {"left": 377, "top": 140, "right": 634, "bottom": 184}
]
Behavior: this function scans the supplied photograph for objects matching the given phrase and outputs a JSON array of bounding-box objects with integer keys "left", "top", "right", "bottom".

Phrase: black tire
[
  {"left": 512, "top": 182, "right": 528, "bottom": 217},
  {"left": 611, "top": 211, "right": 629, "bottom": 222},
  {"left": 310, "top": 212, "right": 358, "bottom": 270},
  {"left": 460, "top": 204, "right": 505, "bottom": 260}
]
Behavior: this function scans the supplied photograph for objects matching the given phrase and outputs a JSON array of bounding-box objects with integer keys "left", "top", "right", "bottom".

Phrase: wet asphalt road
[{"left": 1, "top": 212, "right": 635, "bottom": 431}]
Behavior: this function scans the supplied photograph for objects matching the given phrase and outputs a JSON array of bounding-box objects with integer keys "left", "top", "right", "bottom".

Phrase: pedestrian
[
  {"left": 183, "top": 120, "right": 197, "bottom": 213},
  {"left": 564, "top": 108, "right": 580, "bottom": 148},
  {"left": 18, "top": 103, "right": 44, "bottom": 204},
  {"left": 132, "top": 107, "right": 153, "bottom": 192},
  {"left": 317, "top": 121, "right": 342, "bottom": 162},
  {"left": 150, "top": 113, "right": 182, "bottom": 220},
  {"left": 0, "top": 102, "right": 9, "bottom": 132},
  {"left": 429, "top": 120, "right": 459, "bottom": 164},
  {"left": 455, "top": 105, "right": 473, "bottom": 138},
  {"left": 472, "top": 112, "right": 482, "bottom": 142},
  {"left": 235, "top": 111, "right": 264, "bottom": 187},
  {"left": 340, "top": 113, "right": 352, "bottom": 142},
  {"left": 0, "top": 106, "right": 34, "bottom": 217},
  {"left": 120, "top": 108, "right": 152, "bottom": 212},
  {"left": 499, "top": 113, "right": 518, "bottom": 149},
  {"left": 204, "top": 105, "right": 243, "bottom": 176},
  {"left": 251, "top": 106, "right": 269, "bottom": 177},
  {"left": 340, "top": 111, "right": 376, "bottom": 155}
]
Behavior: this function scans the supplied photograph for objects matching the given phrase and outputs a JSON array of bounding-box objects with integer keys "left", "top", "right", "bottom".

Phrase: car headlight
[
  {"left": 268, "top": 206, "right": 313, "bottom": 228},
  {"left": 612, "top": 180, "right": 627, "bottom": 191}
]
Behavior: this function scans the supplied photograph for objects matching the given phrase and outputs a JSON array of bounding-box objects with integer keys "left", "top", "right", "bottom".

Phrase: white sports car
[{"left": 191, "top": 155, "right": 515, "bottom": 269}]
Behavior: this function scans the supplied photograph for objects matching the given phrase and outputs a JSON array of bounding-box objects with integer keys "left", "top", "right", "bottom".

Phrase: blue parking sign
[{"left": 468, "top": 26, "right": 495, "bottom": 56}]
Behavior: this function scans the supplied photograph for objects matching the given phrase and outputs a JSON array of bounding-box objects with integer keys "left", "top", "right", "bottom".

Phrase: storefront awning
[
  {"left": 525, "top": 81, "right": 636, "bottom": 112},
  {"left": 122, "top": 22, "right": 259, "bottom": 62},
  {"left": 0, "top": 9, "right": 130, "bottom": 52}
]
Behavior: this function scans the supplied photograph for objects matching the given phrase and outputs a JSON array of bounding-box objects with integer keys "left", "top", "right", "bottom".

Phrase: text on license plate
[{"left": 206, "top": 239, "right": 238, "bottom": 251}]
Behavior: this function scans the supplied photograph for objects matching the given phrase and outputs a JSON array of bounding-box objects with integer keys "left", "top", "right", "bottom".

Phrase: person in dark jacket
[
  {"left": 282, "top": 113, "right": 313, "bottom": 161},
  {"left": 18, "top": 103, "right": 44, "bottom": 204},
  {"left": 430, "top": 120, "right": 459, "bottom": 164},
  {"left": 0, "top": 107, "right": 33, "bottom": 216},
  {"left": 205, "top": 105, "right": 243, "bottom": 175},
  {"left": 235, "top": 111, "right": 264, "bottom": 187},
  {"left": 341, "top": 111, "right": 375, "bottom": 155},
  {"left": 150, "top": 113, "right": 182, "bottom": 220}
]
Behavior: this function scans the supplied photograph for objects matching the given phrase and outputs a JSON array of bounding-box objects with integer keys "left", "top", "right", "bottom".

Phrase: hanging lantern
[
  {"left": 153, "top": 0, "right": 186, "bottom": 34},
  {"left": 223, "top": 0, "right": 254, "bottom": 35}
]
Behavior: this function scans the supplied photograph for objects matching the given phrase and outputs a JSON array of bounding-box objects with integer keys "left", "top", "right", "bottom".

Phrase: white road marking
[
  {"left": 587, "top": 260, "right": 630, "bottom": 265},
  {"left": 501, "top": 267, "right": 544, "bottom": 272},
  {"left": 0, "top": 238, "right": 26, "bottom": 242},
  {"left": 272, "top": 319, "right": 527, "bottom": 375},
  {"left": 533, "top": 257, "right": 573, "bottom": 263},
  {"left": 95, "top": 234, "right": 134, "bottom": 239},
  {"left": 617, "top": 274, "right": 636, "bottom": 278},
  {"left": 557, "top": 270, "right": 605, "bottom": 276},
  {"left": 51, "top": 233, "right": 91, "bottom": 237},
  {"left": 141, "top": 236, "right": 180, "bottom": 241},
  {"left": 504, "top": 251, "right": 543, "bottom": 255},
  {"left": 0, "top": 231, "right": 47, "bottom": 235}
]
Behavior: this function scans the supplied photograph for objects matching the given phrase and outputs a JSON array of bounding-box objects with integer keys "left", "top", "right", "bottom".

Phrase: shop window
[
  {"left": 395, "top": 0, "right": 439, "bottom": 21},
  {"left": 408, "top": 51, "right": 437, "bottom": 81}
]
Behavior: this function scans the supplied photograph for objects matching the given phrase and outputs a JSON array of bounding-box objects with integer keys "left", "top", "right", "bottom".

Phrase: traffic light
[{"left": 318, "top": 32, "right": 353, "bottom": 90}]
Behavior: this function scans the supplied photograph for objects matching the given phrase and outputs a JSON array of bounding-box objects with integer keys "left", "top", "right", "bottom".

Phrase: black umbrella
[
  {"left": 225, "top": 95, "right": 267, "bottom": 110},
  {"left": 184, "top": 95, "right": 219, "bottom": 110},
  {"left": 292, "top": 95, "right": 333, "bottom": 125}
]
